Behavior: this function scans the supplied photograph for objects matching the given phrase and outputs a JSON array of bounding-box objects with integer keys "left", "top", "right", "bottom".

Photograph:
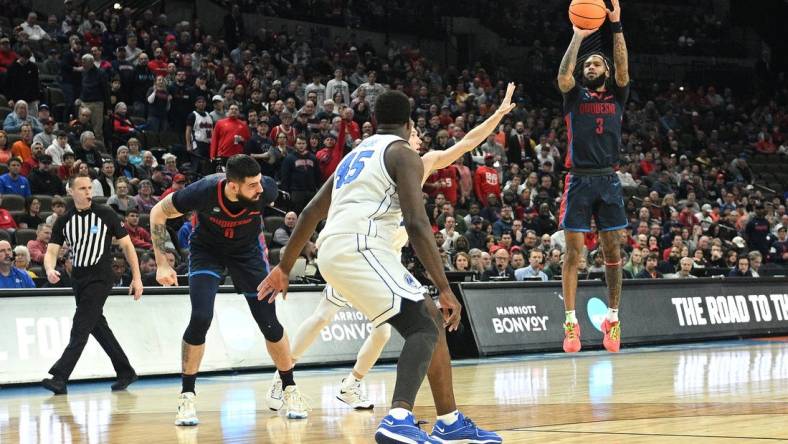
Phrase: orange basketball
[{"left": 568, "top": 0, "right": 607, "bottom": 30}]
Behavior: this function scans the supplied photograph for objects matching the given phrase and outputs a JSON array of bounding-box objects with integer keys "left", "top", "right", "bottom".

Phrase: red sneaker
[
  {"left": 563, "top": 322, "right": 581, "bottom": 353},
  {"left": 601, "top": 319, "right": 621, "bottom": 353}
]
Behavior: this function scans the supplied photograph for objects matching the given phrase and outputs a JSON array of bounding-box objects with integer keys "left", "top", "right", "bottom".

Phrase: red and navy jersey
[
  {"left": 562, "top": 83, "right": 629, "bottom": 169},
  {"left": 171, "top": 174, "right": 278, "bottom": 252}
]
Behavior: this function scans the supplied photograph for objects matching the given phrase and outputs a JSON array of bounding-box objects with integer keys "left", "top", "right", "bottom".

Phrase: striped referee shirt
[{"left": 51, "top": 203, "right": 128, "bottom": 269}]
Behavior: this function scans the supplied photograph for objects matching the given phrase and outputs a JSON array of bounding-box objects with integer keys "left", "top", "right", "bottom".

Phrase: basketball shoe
[
  {"left": 375, "top": 411, "right": 439, "bottom": 444},
  {"left": 282, "top": 385, "right": 310, "bottom": 419},
  {"left": 175, "top": 392, "right": 199, "bottom": 426},
  {"left": 266, "top": 372, "right": 284, "bottom": 411},
  {"left": 563, "top": 322, "right": 581, "bottom": 353},
  {"left": 337, "top": 377, "right": 374, "bottom": 409},
  {"left": 430, "top": 412, "right": 502, "bottom": 443},
  {"left": 601, "top": 319, "right": 621, "bottom": 352}
]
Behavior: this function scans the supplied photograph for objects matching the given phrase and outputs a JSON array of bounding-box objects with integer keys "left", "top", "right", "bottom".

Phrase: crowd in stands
[{"left": 0, "top": 1, "right": 786, "bottom": 290}]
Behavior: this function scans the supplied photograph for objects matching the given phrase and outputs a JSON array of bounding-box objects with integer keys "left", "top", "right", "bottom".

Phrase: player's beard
[
  {"left": 236, "top": 191, "right": 261, "bottom": 209},
  {"left": 582, "top": 71, "right": 607, "bottom": 90}
]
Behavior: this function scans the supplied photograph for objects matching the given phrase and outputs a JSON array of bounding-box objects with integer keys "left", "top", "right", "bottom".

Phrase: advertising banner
[
  {"left": 459, "top": 278, "right": 788, "bottom": 356},
  {"left": 0, "top": 287, "right": 404, "bottom": 384}
]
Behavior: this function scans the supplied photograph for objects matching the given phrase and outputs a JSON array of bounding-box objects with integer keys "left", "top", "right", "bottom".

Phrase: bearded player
[
  {"left": 556, "top": 0, "right": 629, "bottom": 353},
  {"left": 266, "top": 84, "right": 516, "bottom": 413}
]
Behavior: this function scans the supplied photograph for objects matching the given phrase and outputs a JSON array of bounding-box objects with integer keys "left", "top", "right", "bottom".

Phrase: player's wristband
[{"left": 610, "top": 21, "right": 623, "bottom": 33}]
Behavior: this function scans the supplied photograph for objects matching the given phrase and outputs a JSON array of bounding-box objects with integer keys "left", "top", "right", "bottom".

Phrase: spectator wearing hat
[
  {"left": 113, "top": 145, "right": 142, "bottom": 186},
  {"left": 160, "top": 173, "right": 187, "bottom": 199},
  {"left": 28, "top": 154, "right": 64, "bottom": 196},
  {"left": 6, "top": 47, "right": 40, "bottom": 111},
  {"left": 21, "top": 141, "right": 46, "bottom": 176},
  {"left": 34, "top": 116, "right": 57, "bottom": 148},
  {"left": 209, "top": 95, "right": 226, "bottom": 122}
]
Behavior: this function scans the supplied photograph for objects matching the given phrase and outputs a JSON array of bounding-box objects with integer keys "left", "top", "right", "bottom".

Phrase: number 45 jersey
[
  {"left": 562, "top": 82, "right": 629, "bottom": 170},
  {"left": 317, "top": 134, "right": 406, "bottom": 248}
]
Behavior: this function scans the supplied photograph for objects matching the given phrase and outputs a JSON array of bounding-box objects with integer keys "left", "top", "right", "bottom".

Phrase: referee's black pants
[{"left": 49, "top": 272, "right": 134, "bottom": 381}]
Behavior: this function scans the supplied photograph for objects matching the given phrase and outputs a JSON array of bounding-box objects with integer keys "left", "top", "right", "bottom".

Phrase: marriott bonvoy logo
[{"left": 491, "top": 305, "right": 548, "bottom": 333}]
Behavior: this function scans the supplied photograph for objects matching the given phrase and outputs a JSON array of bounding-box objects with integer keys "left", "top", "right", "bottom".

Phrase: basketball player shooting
[
  {"left": 259, "top": 90, "right": 502, "bottom": 443},
  {"left": 556, "top": 0, "right": 629, "bottom": 353},
  {"left": 264, "top": 84, "right": 516, "bottom": 415}
]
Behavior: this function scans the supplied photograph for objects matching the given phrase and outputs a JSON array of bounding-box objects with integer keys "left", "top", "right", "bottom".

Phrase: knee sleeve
[
  {"left": 245, "top": 294, "right": 284, "bottom": 342},
  {"left": 388, "top": 299, "right": 439, "bottom": 350},
  {"left": 183, "top": 274, "right": 220, "bottom": 345}
]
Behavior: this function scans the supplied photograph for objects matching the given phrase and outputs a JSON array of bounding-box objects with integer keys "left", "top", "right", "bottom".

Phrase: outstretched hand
[
  {"left": 496, "top": 82, "right": 517, "bottom": 115},
  {"left": 257, "top": 265, "right": 290, "bottom": 303}
]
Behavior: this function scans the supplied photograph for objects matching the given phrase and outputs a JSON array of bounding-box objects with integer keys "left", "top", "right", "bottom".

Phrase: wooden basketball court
[{"left": 2, "top": 339, "right": 787, "bottom": 443}]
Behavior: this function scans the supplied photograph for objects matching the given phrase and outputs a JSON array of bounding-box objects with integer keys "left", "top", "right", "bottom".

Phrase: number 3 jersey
[
  {"left": 562, "top": 82, "right": 629, "bottom": 170},
  {"left": 171, "top": 173, "right": 278, "bottom": 252},
  {"left": 317, "top": 134, "right": 406, "bottom": 248}
]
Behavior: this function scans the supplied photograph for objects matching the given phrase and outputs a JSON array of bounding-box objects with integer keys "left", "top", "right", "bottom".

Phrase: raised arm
[
  {"left": 421, "top": 83, "right": 517, "bottom": 176},
  {"left": 149, "top": 194, "right": 183, "bottom": 286},
  {"left": 557, "top": 27, "right": 597, "bottom": 93},
  {"left": 607, "top": 0, "right": 629, "bottom": 86}
]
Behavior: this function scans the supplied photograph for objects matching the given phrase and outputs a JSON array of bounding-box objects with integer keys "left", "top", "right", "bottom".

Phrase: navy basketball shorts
[
  {"left": 558, "top": 173, "right": 628, "bottom": 232},
  {"left": 188, "top": 244, "right": 268, "bottom": 293}
]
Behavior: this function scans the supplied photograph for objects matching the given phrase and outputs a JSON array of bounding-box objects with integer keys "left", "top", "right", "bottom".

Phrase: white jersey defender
[{"left": 316, "top": 134, "right": 426, "bottom": 326}]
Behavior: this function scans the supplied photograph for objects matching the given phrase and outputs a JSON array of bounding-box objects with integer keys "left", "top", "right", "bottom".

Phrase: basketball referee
[{"left": 41, "top": 175, "right": 144, "bottom": 394}]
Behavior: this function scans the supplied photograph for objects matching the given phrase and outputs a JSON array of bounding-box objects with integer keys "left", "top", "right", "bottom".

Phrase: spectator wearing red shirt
[
  {"left": 26, "top": 223, "right": 52, "bottom": 264},
  {"left": 0, "top": 37, "right": 17, "bottom": 73},
  {"left": 639, "top": 151, "right": 655, "bottom": 176},
  {"left": 0, "top": 195, "right": 18, "bottom": 233},
  {"left": 160, "top": 173, "right": 187, "bottom": 199},
  {"left": 474, "top": 154, "right": 501, "bottom": 205},
  {"left": 210, "top": 104, "right": 250, "bottom": 161},
  {"left": 341, "top": 107, "right": 361, "bottom": 142},
  {"left": 424, "top": 165, "right": 459, "bottom": 205},
  {"left": 269, "top": 111, "right": 297, "bottom": 147},
  {"left": 147, "top": 48, "right": 169, "bottom": 77},
  {"left": 124, "top": 208, "right": 152, "bottom": 249}
]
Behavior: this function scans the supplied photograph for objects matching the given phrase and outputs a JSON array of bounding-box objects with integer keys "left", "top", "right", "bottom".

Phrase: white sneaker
[
  {"left": 336, "top": 378, "right": 374, "bottom": 410},
  {"left": 174, "top": 392, "right": 199, "bottom": 426},
  {"left": 267, "top": 372, "right": 283, "bottom": 411},
  {"left": 282, "top": 385, "right": 310, "bottom": 419}
]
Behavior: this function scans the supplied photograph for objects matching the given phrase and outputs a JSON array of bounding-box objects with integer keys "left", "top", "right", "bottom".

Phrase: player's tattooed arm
[
  {"left": 149, "top": 194, "right": 183, "bottom": 264},
  {"left": 612, "top": 32, "right": 629, "bottom": 87},
  {"left": 557, "top": 32, "right": 584, "bottom": 93},
  {"left": 608, "top": 0, "right": 629, "bottom": 87},
  {"left": 151, "top": 223, "right": 168, "bottom": 255}
]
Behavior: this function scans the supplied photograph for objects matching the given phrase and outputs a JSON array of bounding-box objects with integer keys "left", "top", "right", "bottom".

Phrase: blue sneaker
[
  {"left": 375, "top": 412, "right": 440, "bottom": 443},
  {"left": 430, "top": 412, "right": 501, "bottom": 443}
]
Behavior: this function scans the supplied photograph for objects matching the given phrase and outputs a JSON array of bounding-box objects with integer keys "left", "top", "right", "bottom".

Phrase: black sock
[
  {"left": 279, "top": 368, "right": 295, "bottom": 389},
  {"left": 182, "top": 373, "right": 197, "bottom": 394}
]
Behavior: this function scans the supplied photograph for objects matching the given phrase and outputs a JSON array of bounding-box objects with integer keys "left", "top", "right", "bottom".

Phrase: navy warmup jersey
[
  {"left": 562, "top": 83, "right": 629, "bottom": 169},
  {"left": 171, "top": 174, "right": 278, "bottom": 252}
]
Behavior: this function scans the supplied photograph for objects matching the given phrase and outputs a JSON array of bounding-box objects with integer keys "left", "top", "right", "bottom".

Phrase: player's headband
[{"left": 584, "top": 53, "right": 611, "bottom": 74}]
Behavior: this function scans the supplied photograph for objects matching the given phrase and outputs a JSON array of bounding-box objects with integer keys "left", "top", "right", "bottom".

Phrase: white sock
[
  {"left": 565, "top": 310, "right": 577, "bottom": 324},
  {"left": 342, "top": 372, "right": 360, "bottom": 388},
  {"left": 437, "top": 410, "right": 459, "bottom": 425},
  {"left": 607, "top": 308, "right": 619, "bottom": 323},
  {"left": 389, "top": 407, "right": 410, "bottom": 420}
]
